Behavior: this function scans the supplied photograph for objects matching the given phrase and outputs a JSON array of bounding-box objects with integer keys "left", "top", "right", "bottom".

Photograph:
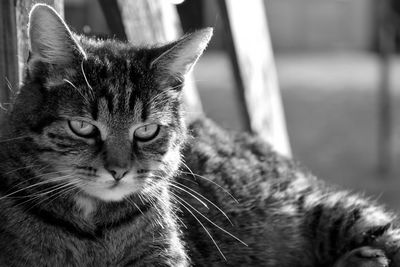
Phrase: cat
[{"left": 0, "top": 3, "right": 399, "bottom": 266}]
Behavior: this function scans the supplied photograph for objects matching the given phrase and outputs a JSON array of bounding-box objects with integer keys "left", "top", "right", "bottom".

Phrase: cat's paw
[{"left": 334, "top": 246, "right": 389, "bottom": 267}]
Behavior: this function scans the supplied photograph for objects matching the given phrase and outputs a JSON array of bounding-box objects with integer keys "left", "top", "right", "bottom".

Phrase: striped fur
[
  {"left": 1, "top": 3, "right": 400, "bottom": 267},
  {"left": 179, "top": 119, "right": 400, "bottom": 266},
  {"left": 0, "top": 4, "right": 206, "bottom": 267}
]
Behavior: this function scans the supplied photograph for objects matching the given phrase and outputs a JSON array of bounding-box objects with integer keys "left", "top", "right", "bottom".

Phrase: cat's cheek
[{"left": 161, "top": 147, "right": 182, "bottom": 174}]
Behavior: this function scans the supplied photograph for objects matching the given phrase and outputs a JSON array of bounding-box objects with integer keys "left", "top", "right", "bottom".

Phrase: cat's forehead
[
  {"left": 86, "top": 49, "right": 145, "bottom": 79},
  {"left": 59, "top": 53, "right": 176, "bottom": 128},
  {"left": 58, "top": 80, "right": 175, "bottom": 134},
  {"left": 43, "top": 38, "right": 180, "bottom": 129},
  {"left": 70, "top": 74, "right": 172, "bottom": 126},
  {"left": 81, "top": 38, "right": 148, "bottom": 67}
]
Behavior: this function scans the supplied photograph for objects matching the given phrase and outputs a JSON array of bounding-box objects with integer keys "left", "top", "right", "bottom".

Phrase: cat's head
[{"left": 9, "top": 4, "right": 212, "bottom": 202}]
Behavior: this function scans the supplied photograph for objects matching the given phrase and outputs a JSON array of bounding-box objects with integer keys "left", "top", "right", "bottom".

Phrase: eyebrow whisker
[
  {"left": 81, "top": 60, "right": 93, "bottom": 92},
  {"left": 63, "top": 78, "right": 90, "bottom": 104}
]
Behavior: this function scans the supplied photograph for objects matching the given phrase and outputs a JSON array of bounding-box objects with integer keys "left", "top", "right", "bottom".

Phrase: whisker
[
  {"left": 173, "top": 193, "right": 247, "bottom": 247},
  {"left": 22, "top": 181, "right": 80, "bottom": 212},
  {"left": 15, "top": 177, "right": 77, "bottom": 200},
  {"left": 125, "top": 196, "right": 144, "bottom": 216},
  {"left": 0, "top": 136, "right": 29, "bottom": 144},
  {"left": 63, "top": 78, "right": 90, "bottom": 104},
  {"left": 34, "top": 184, "right": 77, "bottom": 206},
  {"left": 0, "top": 174, "right": 74, "bottom": 200},
  {"left": 174, "top": 212, "right": 187, "bottom": 229},
  {"left": 179, "top": 168, "right": 239, "bottom": 204},
  {"left": 5, "top": 180, "right": 70, "bottom": 200},
  {"left": 5, "top": 168, "right": 60, "bottom": 185},
  {"left": 170, "top": 180, "right": 233, "bottom": 225},
  {"left": 4, "top": 169, "right": 61, "bottom": 191},
  {"left": 174, "top": 175, "right": 199, "bottom": 185},
  {"left": 138, "top": 194, "right": 145, "bottom": 205},
  {"left": 4, "top": 76, "right": 15, "bottom": 93},
  {"left": 71, "top": 186, "right": 83, "bottom": 200},
  {"left": 3, "top": 163, "right": 43, "bottom": 175},
  {"left": 166, "top": 182, "right": 209, "bottom": 210},
  {"left": 0, "top": 103, "right": 7, "bottom": 111},
  {"left": 81, "top": 60, "right": 93, "bottom": 91},
  {"left": 10, "top": 180, "right": 76, "bottom": 209},
  {"left": 39, "top": 181, "right": 80, "bottom": 204},
  {"left": 171, "top": 192, "right": 226, "bottom": 261}
]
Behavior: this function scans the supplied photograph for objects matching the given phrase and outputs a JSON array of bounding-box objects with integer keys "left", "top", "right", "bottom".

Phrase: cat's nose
[{"left": 107, "top": 167, "right": 129, "bottom": 181}]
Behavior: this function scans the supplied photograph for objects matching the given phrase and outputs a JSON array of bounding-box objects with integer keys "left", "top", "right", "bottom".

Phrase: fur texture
[
  {"left": 1, "top": 3, "right": 400, "bottom": 267},
  {"left": 180, "top": 118, "right": 400, "bottom": 266}
]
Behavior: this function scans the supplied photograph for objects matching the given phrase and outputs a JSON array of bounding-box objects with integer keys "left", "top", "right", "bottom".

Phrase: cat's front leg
[
  {"left": 339, "top": 224, "right": 400, "bottom": 267},
  {"left": 300, "top": 189, "right": 400, "bottom": 266},
  {"left": 369, "top": 227, "right": 400, "bottom": 266}
]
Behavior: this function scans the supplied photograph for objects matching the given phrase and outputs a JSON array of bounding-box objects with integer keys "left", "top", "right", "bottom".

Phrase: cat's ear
[
  {"left": 151, "top": 28, "right": 213, "bottom": 80},
  {"left": 28, "top": 4, "right": 86, "bottom": 70}
]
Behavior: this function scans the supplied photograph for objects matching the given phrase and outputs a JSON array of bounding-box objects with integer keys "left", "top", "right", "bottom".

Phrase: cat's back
[{"left": 179, "top": 118, "right": 317, "bottom": 266}]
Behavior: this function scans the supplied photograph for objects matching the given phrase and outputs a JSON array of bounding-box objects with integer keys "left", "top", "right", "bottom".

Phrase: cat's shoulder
[
  {"left": 186, "top": 117, "right": 294, "bottom": 169},
  {"left": 183, "top": 117, "right": 320, "bottom": 195}
]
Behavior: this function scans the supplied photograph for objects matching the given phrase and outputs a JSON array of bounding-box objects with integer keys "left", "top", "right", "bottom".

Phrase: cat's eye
[
  {"left": 68, "top": 120, "right": 97, "bottom": 137},
  {"left": 134, "top": 124, "right": 160, "bottom": 142}
]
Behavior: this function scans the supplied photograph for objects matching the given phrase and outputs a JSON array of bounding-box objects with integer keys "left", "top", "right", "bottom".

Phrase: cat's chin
[
  {"left": 78, "top": 181, "right": 141, "bottom": 202},
  {"left": 86, "top": 189, "right": 134, "bottom": 202}
]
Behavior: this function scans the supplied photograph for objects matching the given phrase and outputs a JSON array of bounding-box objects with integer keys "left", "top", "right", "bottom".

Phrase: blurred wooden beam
[
  {"left": 0, "top": 0, "right": 18, "bottom": 105},
  {"left": 97, "top": 0, "right": 127, "bottom": 41},
  {"left": 176, "top": 0, "right": 204, "bottom": 33},
  {"left": 377, "top": 0, "right": 395, "bottom": 176},
  {"left": 98, "top": 0, "right": 203, "bottom": 118},
  {"left": 217, "top": 0, "right": 291, "bottom": 157}
]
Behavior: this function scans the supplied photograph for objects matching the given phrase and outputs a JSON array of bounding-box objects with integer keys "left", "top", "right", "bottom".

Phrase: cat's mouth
[
  {"left": 70, "top": 163, "right": 163, "bottom": 202},
  {"left": 76, "top": 170, "right": 147, "bottom": 202},
  {"left": 108, "top": 180, "right": 122, "bottom": 188},
  {"left": 106, "top": 178, "right": 135, "bottom": 191}
]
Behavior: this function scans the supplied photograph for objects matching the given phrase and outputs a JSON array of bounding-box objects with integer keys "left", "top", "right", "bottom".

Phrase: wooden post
[
  {"left": 377, "top": 0, "right": 395, "bottom": 176},
  {"left": 98, "top": 0, "right": 203, "bottom": 118},
  {"left": 0, "top": 0, "right": 18, "bottom": 105},
  {"left": 217, "top": 0, "right": 291, "bottom": 157}
]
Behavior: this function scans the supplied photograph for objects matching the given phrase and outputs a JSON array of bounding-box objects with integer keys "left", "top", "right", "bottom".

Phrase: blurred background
[{"left": 7, "top": 0, "right": 400, "bottom": 210}]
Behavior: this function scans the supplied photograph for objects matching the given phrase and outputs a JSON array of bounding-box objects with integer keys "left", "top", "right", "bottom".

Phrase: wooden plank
[
  {"left": 217, "top": 0, "right": 291, "bottom": 157},
  {"left": 377, "top": 0, "right": 395, "bottom": 176},
  {"left": 99, "top": 0, "right": 203, "bottom": 118},
  {"left": 0, "top": 0, "right": 19, "bottom": 106},
  {"left": 97, "top": 0, "right": 127, "bottom": 41},
  {"left": 15, "top": 0, "right": 64, "bottom": 86}
]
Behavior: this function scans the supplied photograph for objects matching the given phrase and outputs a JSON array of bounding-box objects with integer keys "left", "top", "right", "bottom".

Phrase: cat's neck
[{"left": 75, "top": 195, "right": 97, "bottom": 220}]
